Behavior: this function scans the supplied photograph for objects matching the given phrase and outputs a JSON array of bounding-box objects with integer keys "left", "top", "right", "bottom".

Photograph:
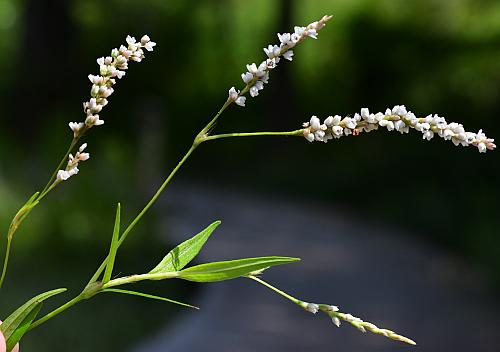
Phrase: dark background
[{"left": 0, "top": 0, "right": 498, "bottom": 351}]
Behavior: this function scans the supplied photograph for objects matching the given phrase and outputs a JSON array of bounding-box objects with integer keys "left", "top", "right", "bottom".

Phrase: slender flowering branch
[
  {"left": 302, "top": 105, "right": 496, "bottom": 153},
  {"left": 0, "top": 35, "right": 156, "bottom": 289},
  {"left": 248, "top": 275, "right": 416, "bottom": 345},
  {"left": 227, "top": 15, "right": 333, "bottom": 107}
]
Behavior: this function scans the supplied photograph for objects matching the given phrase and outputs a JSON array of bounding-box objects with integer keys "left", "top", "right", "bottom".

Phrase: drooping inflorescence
[
  {"left": 227, "top": 15, "right": 333, "bottom": 107},
  {"left": 69, "top": 35, "right": 156, "bottom": 138},
  {"left": 302, "top": 105, "right": 496, "bottom": 153},
  {"left": 301, "top": 302, "right": 416, "bottom": 345},
  {"left": 56, "top": 143, "right": 90, "bottom": 182}
]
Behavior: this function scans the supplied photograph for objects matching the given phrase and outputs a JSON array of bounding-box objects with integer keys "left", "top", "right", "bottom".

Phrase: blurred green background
[{"left": 0, "top": 0, "right": 499, "bottom": 350}]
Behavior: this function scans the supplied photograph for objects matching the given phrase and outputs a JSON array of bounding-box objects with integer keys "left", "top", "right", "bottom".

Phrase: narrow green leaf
[
  {"left": 0, "top": 288, "right": 66, "bottom": 350},
  {"left": 178, "top": 256, "right": 300, "bottom": 282},
  {"left": 101, "top": 288, "right": 199, "bottom": 309},
  {"left": 102, "top": 203, "right": 121, "bottom": 284},
  {"left": 5, "top": 303, "right": 42, "bottom": 351},
  {"left": 16, "top": 192, "right": 41, "bottom": 221},
  {"left": 22, "top": 192, "right": 40, "bottom": 209},
  {"left": 149, "top": 220, "right": 221, "bottom": 274}
]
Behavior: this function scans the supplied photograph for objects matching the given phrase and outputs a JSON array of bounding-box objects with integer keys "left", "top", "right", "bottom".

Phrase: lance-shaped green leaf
[
  {"left": 102, "top": 203, "right": 121, "bottom": 284},
  {"left": 149, "top": 220, "right": 221, "bottom": 274},
  {"left": 101, "top": 289, "right": 199, "bottom": 309},
  {"left": 177, "top": 256, "right": 300, "bottom": 282},
  {"left": 0, "top": 288, "right": 66, "bottom": 351}
]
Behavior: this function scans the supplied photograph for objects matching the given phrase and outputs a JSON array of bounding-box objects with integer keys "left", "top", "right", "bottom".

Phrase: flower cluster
[
  {"left": 69, "top": 35, "right": 156, "bottom": 138},
  {"left": 301, "top": 301, "right": 415, "bottom": 345},
  {"left": 331, "top": 310, "right": 416, "bottom": 345},
  {"left": 228, "top": 15, "right": 333, "bottom": 107},
  {"left": 56, "top": 143, "right": 90, "bottom": 182},
  {"left": 302, "top": 105, "right": 496, "bottom": 153}
]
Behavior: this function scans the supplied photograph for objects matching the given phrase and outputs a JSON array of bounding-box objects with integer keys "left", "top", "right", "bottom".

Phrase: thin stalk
[
  {"left": 247, "top": 275, "right": 302, "bottom": 305},
  {"left": 200, "top": 100, "right": 232, "bottom": 136},
  {"left": 102, "top": 272, "right": 179, "bottom": 289},
  {"left": 0, "top": 238, "right": 12, "bottom": 288},
  {"left": 202, "top": 129, "right": 304, "bottom": 142},
  {"left": 29, "top": 294, "right": 83, "bottom": 330}
]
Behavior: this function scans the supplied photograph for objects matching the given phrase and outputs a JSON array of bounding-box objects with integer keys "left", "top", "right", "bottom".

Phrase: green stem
[
  {"left": 29, "top": 294, "right": 84, "bottom": 330},
  {"left": 200, "top": 99, "right": 232, "bottom": 136},
  {"left": 0, "top": 237, "right": 12, "bottom": 288},
  {"left": 202, "top": 129, "right": 304, "bottom": 142},
  {"left": 102, "top": 272, "right": 179, "bottom": 289},
  {"left": 247, "top": 275, "right": 302, "bottom": 305}
]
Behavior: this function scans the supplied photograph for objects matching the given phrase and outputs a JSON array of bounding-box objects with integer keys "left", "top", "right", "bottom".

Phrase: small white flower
[
  {"left": 314, "top": 130, "right": 325, "bottom": 141},
  {"left": 235, "top": 96, "right": 246, "bottom": 107},
  {"left": 332, "top": 317, "right": 341, "bottom": 327},
  {"left": 332, "top": 125, "right": 343, "bottom": 137},
  {"left": 324, "top": 116, "right": 334, "bottom": 127},
  {"left": 294, "top": 26, "right": 306, "bottom": 37},
  {"left": 249, "top": 86, "right": 259, "bottom": 97},
  {"left": 277, "top": 32, "right": 292, "bottom": 46},
  {"left": 310, "top": 116, "right": 321, "bottom": 130},
  {"left": 290, "top": 33, "right": 301, "bottom": 44},
  {"left": 266, "top": 58, "right": 278, "bottom": 69},
  {"left": 478, "top": 142, "right": 487, "bottom": 153},
  {"left": 69, "top": 122, "right": 84, "bottom": 136},
  {"left": 360, "top": 108, "right": 370, "bottom": 119},
  {"left": 246, "top": 63, "right": 259, "bottom": 75},
  {"left": 305, "top": 303, "right": 319, "bottom": 314},
  {"left": 228, "top": 87, "right": 239, "bottom": 101},
  {"left": 305, "top": 132, "right": 315, "bottom": 142},
  {"left": 325, "top": 305, "right": 339, "bottom": 312},
  {"left": 144, "top": 41, "right": 156, "bottom": 52},
  {"left": 307, "top": 29, "right": 318, "bottom": 39},
  {"left": 263, "top": 44, "right": 281, "bottom": 59},
  {"left": 241, "top": 72, "right": 254, "bottom": 84},
  {"left": 57, "top": 170, "right": 71, "bottom": 181},
  {"left": 422, "top": 130, "right": 434, "bottom": 140},
  {"left": 126, "top": 35, "right": 136, "bottom": 45},
  {"left": 85, "top": 114, "right": 104, "bottom": 127},
  {"left": 343, "top": 117, "right": 356, "bottom": 129},
  {"left": 283, "top": 50, "right": 294, "bottom": 61}
]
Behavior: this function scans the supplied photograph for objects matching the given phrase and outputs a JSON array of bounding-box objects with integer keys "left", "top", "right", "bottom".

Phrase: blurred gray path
[{"left": 132, "top": 183, "right": 499, "bottom": 352}]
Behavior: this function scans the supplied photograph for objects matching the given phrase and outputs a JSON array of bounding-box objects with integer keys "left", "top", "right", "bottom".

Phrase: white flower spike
[
  {"left": 230, "top": 15, "right": 332, "bottom": 107},
  {"left": 302, "top": 105, "right": 495, "bottom": 153},
  {"left": 68, "top": 34, "right": 156, "bottom": 137}
]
